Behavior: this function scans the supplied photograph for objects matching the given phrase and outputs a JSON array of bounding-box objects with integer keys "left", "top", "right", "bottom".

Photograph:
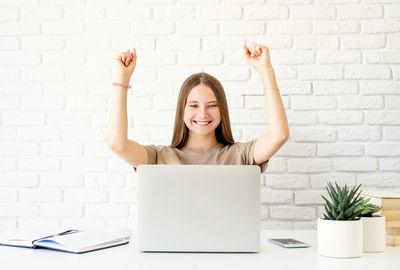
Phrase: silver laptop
[{"left": 136, "top": 165, "right": 260, "bottom": 252}]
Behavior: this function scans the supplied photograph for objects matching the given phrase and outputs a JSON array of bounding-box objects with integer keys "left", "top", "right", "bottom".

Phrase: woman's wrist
[
  {"left": 113, "top": 75, "right": 132, "bottom": 85},
  {"left": 112, "top": 74, "right": 132, "bottom": 89},
  {"left": 257, "top": 66, "right": 279, "bottom": 91},
  {"left": 257, "top": 65, "right": 274, "bottom": 75},
  {"left": 112, "top": 82, "right": 131, "bottom": 89}
]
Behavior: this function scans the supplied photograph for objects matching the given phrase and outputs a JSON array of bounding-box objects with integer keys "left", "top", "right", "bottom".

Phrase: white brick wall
[{"left": 0, "top": 1, "right": 399, "bottom": 232}]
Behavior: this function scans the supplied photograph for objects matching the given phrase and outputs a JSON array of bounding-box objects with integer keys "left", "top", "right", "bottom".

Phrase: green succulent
[
  {"left": 321, "top": 182, "right": 364, "bottom": 221},
  {"left": 357, "top": 197, "right": 381, "bottom": 217}
]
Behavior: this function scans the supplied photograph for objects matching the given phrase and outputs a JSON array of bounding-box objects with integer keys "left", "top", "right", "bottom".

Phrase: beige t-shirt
[{"left": 141, "top": 139, "right": 268, "bottom": 173}]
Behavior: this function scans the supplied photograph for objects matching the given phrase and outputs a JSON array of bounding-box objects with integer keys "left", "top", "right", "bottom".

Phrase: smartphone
[{"left": 268, "top": 238, "right": 310, "bottom": 248}]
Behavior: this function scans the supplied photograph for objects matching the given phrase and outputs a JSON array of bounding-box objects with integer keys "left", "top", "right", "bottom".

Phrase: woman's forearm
[
  {"left": 107, "top": 86, "right": 129, "bottom": 151},
  {"left": 258, "top": 67, "right": 289, "bottom": 141}
]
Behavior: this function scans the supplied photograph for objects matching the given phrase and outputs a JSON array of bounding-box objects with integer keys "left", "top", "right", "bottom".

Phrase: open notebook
[{"left": 0, "top": 229, "right": 129, "bottom": 254}]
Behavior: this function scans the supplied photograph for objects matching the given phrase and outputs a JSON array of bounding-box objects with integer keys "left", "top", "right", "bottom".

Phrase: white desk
[{"left": 1, "top": 230, "right": 399, "bottom": 270}]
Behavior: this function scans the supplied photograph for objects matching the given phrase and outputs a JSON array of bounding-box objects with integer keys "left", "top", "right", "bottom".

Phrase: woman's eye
[{"left": 187, "top": 104, "right": 217, "bottom": 108}]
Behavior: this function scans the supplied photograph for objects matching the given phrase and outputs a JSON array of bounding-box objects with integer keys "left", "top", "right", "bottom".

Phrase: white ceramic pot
[
  {"left": 317, "top": 218, "right": 363, "bottom": 258},
  {"left": 362, "top": 215, "right": 385, "bottom": 253}
]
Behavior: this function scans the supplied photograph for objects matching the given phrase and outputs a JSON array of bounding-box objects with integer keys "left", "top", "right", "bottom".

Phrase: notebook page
[
  {"left": 35, "top": 230, "right": 125, "bottom": 251},
  {"left": 0, "top": 229, "right": 63, "bottom": 248}
]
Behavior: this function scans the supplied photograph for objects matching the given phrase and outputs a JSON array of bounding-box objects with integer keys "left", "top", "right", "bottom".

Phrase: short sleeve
[
  {"left": 238, "top": 139, "right": 269, "bottom": 173},
  {"left": 143, "top": 144, "right": 157, "bottom": 164},
  {"left": 133, "top": 144, "right": 157, "bottom": 172}
]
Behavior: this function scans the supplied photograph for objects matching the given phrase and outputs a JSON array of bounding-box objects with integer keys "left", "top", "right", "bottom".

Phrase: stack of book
[{"left": 361, "top": 190, "right": 400, "bottom": 247}]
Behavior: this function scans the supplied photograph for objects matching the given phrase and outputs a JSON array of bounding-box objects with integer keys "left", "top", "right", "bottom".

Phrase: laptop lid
[{"left": 136, "top": 165, "right": 260, "bottom": 252}]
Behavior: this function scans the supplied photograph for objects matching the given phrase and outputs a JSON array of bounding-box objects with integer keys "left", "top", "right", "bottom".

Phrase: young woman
[{"left": 107, "top": 43, "right": 289, "bottom": 173}]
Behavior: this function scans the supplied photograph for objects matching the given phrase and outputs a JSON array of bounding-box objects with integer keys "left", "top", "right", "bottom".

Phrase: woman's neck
[{"left": 184, "top": 133, "right": 218, "bottom": 150}]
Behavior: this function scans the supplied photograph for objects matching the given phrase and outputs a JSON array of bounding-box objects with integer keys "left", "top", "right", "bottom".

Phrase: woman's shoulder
[
  {"left": 143, "top": 144, "right": 184, "bottom": 156},
  {"left": 144, "top": 144, "right": 174, "bottom": 151},
  {"left": 222, "top": 139, "right": 257, "bottom": 151},
  {"left": 142, "top": 144, "right": 183, "bottom": 165}
]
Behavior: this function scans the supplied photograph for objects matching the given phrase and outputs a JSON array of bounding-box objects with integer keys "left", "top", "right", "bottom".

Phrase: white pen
[{"left": 32, "top": 230, "right": 80, "bottom": 246}]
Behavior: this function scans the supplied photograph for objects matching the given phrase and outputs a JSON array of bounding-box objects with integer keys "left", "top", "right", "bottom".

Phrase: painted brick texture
[{"left": 0, "top": 1, "right": 399, "bottom": 231}]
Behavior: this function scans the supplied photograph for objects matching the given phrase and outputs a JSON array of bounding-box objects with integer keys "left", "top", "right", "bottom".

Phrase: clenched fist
[
  {"left": 243, "top": 43, "right": 272, "bottom": 73},
  {"left": 113, "top": 48, "right": 137, "bottom": 84}
]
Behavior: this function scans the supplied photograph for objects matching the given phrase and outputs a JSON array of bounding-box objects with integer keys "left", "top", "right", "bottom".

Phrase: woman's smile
[{"left": 193, "top": 120, "right": 212, "bottom": 126}]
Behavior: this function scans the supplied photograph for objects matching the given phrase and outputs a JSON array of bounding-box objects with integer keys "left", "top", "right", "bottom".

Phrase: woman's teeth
[{"left": 194, "top": 121, "right": 211, "bottom": 126}]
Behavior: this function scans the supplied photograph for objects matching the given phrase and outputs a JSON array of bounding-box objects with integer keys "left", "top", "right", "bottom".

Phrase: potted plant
[
  {"left": 358, "top": 198, "right": 385, "bottom": 253},
  {"left": 318, "top": 182, "right": 364, "bottom": 258}
]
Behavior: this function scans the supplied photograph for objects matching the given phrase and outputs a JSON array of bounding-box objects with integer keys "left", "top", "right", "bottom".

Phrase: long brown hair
[{"left": 170, "top": 72, "right": 235, "bottom": 149}]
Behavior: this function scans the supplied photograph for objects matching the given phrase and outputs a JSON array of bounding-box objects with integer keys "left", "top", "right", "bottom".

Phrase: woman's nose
[{"left": 198, "top": 105, "right": 208, "bottom": 117}]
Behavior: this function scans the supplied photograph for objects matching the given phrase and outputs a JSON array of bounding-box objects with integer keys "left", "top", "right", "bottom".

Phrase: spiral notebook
[{"left": 0, "top": 229, "right": 129, "bottom": 254}]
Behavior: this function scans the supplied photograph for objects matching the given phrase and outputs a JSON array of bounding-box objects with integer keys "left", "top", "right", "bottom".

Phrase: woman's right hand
[{"left": 113, "top": 48, "right": 137, "bottom": 84}]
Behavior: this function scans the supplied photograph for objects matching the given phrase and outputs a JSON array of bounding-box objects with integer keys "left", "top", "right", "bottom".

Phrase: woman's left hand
[{"left": 243, "top": 43, "right": 272, "bottom": 73}]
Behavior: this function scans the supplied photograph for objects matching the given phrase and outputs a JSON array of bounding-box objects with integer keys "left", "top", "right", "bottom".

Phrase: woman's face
[{"left": 183, "top": 84, "right": 221, "bottom": 137}]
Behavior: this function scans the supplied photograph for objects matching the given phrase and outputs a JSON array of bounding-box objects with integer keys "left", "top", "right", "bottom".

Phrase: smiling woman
[
  {"left": 171, "top": 73, "right": 232, "bottom": 149},
  {"left": 107, "top": 43, "right": 289, "bottom": 173}
]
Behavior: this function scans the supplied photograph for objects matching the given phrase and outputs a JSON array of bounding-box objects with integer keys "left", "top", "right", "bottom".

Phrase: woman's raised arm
[
  {"left": 107, "top": 48, "right": 148, "bottom": 167},
  {"left": 243, "top": 43, "right": 289, "bottom": 165}
]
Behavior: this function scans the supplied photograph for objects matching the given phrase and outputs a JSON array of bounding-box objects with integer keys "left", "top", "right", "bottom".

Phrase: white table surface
[{"left": 1, "top": 230, "right": 399, "bottom": 270}]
